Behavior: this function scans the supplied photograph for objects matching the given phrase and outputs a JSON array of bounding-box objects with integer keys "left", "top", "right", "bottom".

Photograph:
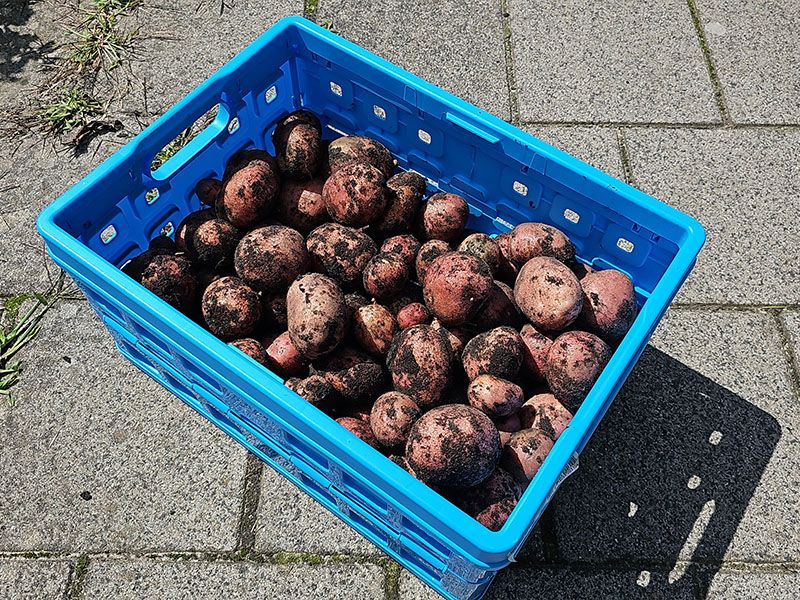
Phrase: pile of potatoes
[{"left": 123, "top": 109, "right": 638, "bottom": 531}]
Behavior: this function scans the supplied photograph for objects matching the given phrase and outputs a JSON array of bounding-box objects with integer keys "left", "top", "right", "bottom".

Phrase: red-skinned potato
[
  {"left": 276, "top": 178, "right": 327, "bottom": 233},
  {"left": 458, "top": 468, "right": 522, "bottom": 517},
  {"left": 140, "top": 254, "right": 197, "bottom": 313},
  {"left": 415, "top": 239, "right": 451, "bottom": 285},
  {"left": 341, "top": 404, "right": 372, "bottom": 423},
  {"left": 286, "top": 273, "right": 348, "bottom": 359},
  {"left": 373, "top": 171, "right": 427, "bottom": 237},
  {"left": 509, "top": 222, "right": 575, "bottom": 267},
  {"left": 380, "top": 234, "right": 420, "bottom": 270},
  {"left": 217, "top": 157, "right": 280, "bottom": 229},
  {"left": 514, "top": 256, "right": 583, "bottom": 331},
  {"left": 272, "top": 111, "right": 322, "bottom": 179},
  {"left": 546, "top": 330, "right": 611, "bottom": 412},
  {"left": 230, "top": 338, "right": 270, "bottom": 368},
  {"left": 313, "top": 346, "right": 387, "bottom": 405},
  {"left": 202, "top": 276, "right": 261, "bottom": 340},
  {"left": 363, "top": 252, "right": 409, "bottom": 300},
  {"left": 386, "top": 324, "right": 452, "bottom": 410},
  {"left": 462, "top": 326, "right": 525, "bottom": 381},
  {"left": 285, "top": 374, "right": 338, "bottom": 414},
  {"left": 473, "top": 281, "right": 521, "bottom": 331},
  {"left": 323, "top": 162, "right": 387, "bottom": 227},
  {"left": 148, "top": 235, "right": 176, "bottom": 253},
  {"left": 518, "top": 393, "right": 573, "bottom": 441},
  {"left": 264, "top": 331, "right": 309, "bottom": 378},
  {"left": 307, "top": 223, "right": 377, "bottom": 287},
  {"left": 336, "top": 417, "right": 380, "bottom": 449},
  {"left": 396, "top": 302, "right": 431, "bottom": 329},
  {"left": 494, "top": 231, "right": 518, "bottom": 285},
  {"left": 476, "top": 498, "right": 517, "bottom": 531},
  {"left": 122, "top": 247, "right": 173, "bottom": 283},
  {"left": 353, "top": 304, "right": 397, "bottom": 356},
  {"left": 501, "top": 427, "right": 555, "bottom": 485},
  {"left": 458, "top": 233, "right": 501, "bottom": 275},
  {"left": 175, "top": 208, "right": 215, "bottom": 255},
  {"left": 234, "top": 225, "right": 309, "bottom": 293},
  {"left": 194, "top": 177, "right": 221, "bottom": 207},
  {"left": 370, "top": 392, "right": 422, "bottom": 450},
  {"left": 406, "top": 404, "right": 501, "bottom": 487},
  {"left": 494, "top": 413, "right": 522, "bottom": 446},
  {"left": 519, "top": 323, "right": 553, "bottom": 383},
  {"left": 222, "top": 148, "right": 279, "bottom": 180},
  {"left": 192, "top": 218, "right": 240, "bottom": 270},
  {"left": 422, "top": 252, "right": 493, "bottom": 326},
  {"left": 578, "top": 269, "right": 638, "bottom": 342},
  {"left": 414, "top": 192, "right": 469, "bottom": 242},
  {"left": 467, "top": 375, "right": 525, "bottom": 419},
  {"left": 328, "top": 135, "right": 396, "bottom": 179}
]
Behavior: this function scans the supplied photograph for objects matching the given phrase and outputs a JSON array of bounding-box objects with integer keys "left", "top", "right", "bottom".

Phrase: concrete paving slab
[
  {"left": 254, "top": 466, "right": 381, "bottom": 556},
  {"left": 524, "top": 126, "right": 625, "bottom": 180},
  {"left": 82, "top": 558, "right": 385, "bottom": 599},
  {"left": 0, "top": 558, "right": 71, "bottom": 600},
  {"left": 317, "top": 0, "right": 510, "bottom": 120},
  {"left": 780, "top": 311, "right": 800, "bottom": 380},
  {"left": 400, "top": 565, "right": 695, "bottom": 599},
  {"left": 508, "top": 0, "right": 718, "bottom": 123},
  {"left": 625, "top": 128, "right": 800, "bottom": 304},
  {"left": 703, "top": 568, "right": 800, "bottom": 599},
  {"left": 0, "top": 301, "right": 248, "bottom": 552},
  {"left": 552, "top": 309, "right": 800, "bottom": 593},
  {"left": 697, "top": 0, "right": 800, "bottom": 124}
]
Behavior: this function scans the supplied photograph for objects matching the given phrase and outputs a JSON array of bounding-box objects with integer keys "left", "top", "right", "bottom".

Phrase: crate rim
[{"left": 36, "top": 16, "right": 706, "bottom": 559}]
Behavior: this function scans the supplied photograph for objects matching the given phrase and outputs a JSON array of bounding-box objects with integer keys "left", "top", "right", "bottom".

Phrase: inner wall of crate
[{"left": 71, "top": 36, "right": 679, "bottom": 310}]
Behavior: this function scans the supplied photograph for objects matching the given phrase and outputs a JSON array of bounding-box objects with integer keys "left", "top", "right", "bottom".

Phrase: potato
[
  {"left": 422, "top": 252, "right": 493, "bottom": 326},
  {"left": 572, "top": 262, "right": 595, "bottom": 280},
  {"left": 323, "top": 161, "right": 387, "bottom": 227},
  {"left": 341, "top": 404, "right": 372, "bottom": 423},
  {"left": 202, "top": 276, "right": 261, "bottom": 340},
  {"left": 518, "top": 393, "right": 572, "bottom": 442},
  {"left": 578, "top": 269, "right": 638, "bottom": 342},
  {"left": 223, "top": 148, "right": 279, "bottom": 179},
  {"left": 140, "top": 254, "right": 197, "bottom": 313},
  {"left": 370, "top": 392, "right": 422, "bottom": 450},
  {"left": 313, "top": 346, "right": 387, "bottom": 404},
  {"left": 414, "top": 192, "right": 469, "bottom": 242},
  {"left": 373, "top": 171, "right": 427, "bottom": 237},
  {"left": 380, "top": 234, "right": 420, "bottom": 270},
  {"left": 275, "top": 178, "right": 327, "bottom": 233},
  {"left": 414, "top": 239, "right": 451, "bottom": 285},
  {"left": 336, "top": 417, "right": 380, "bottom": 449},
  {"left": 458, "top": 233, "right": 501, "bottom": 275},
  {"left": 217, "top": 157, "right": 280, "bottom": 229},
  {"left": 307, "top": 223, "right": 378, "bottom": 286},
  {"left": 261, "top": 292, "right": 288, "bottom": 330},
  {"left": 462, "top": 326, "right": 524, "bottom": 381},
  {"left": 396, "top": 302, "right": 431, "bottom": 329},
  {"left": 122, "top": 248, "right": 171, "bottom": 282},
  {"left": 353, "top": 304, "right": 397, "bottom": 356},
  {"left": 191, "top": 218, "right": 240, "bottom": 270},
  {"left": 286, "top": 273, "right": 348, "bottom": 359},
  {"left": 328, "top": 135, "right": 396, "bottom": 179},
  {"left": 285, "top": 374, "right": 338, "bottom": 413},
  {"left": 501, "top": 427, "right": 555, "bottom": 485},
  {"left": 229, "top": 338, "right": 270, "bottom": 368},
  {"left": 476, "top": 498, "right": 517, "bottom": 531},
  {"left": 175, "top": 208, "right": 215, "bottom": 255},
  {"left": 264, "top": 331, "right": 309, "bottom": 378},
  {"left": 273, "top": 109, "right": 321, "bottom": 132},
  {"left": 509, "top": 222, "right": 575, "bottom": 267},
  {"left": 458, "top": 468, "right": 522, "bottom": 517},
  {"left": 363, "top": 252, "right": 409, "bottom": 300},
  {"left": 519, "top": 323, "right": 552, "bottom": 383},
  {"left": 194, "top": 177, "right": 222, "bottom": 207},
  {"left": 272, "top": 111, "right": 322, "bottom": 179},
  {"left": 467, "top": 375, "right": 524, "bottom": 419},
  {"left": 234, "top": 225, "right": 309, "bottom": 293},
  {"left": 546, "top": 331, "right": 611, "bottom": 412},
  {"left": 406, "top": 404, "right": 500, "bottom": 487},
  {"left": 514, "top": 256, "right": 583, "bottom": 331},
  {"left": 494, "top": 231, "right": 518, "bottom": 284},
  {"left": 493, "top": 413, "right": 522, "bottom": 446},
  {"left": 149, "top": 235, "right": 176, "bottom": 253},
  {"left": 472, "top": 281, "right": 521, "bottom": 331},
  {"left": 386, "top": 324, "right": 452, "bottom": 410}
]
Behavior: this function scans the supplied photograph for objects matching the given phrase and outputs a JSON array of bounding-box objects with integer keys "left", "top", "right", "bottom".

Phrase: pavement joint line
[
  {"left": 234, "top": 452, "right": 265, "bottom": 552},
  {"left": 519, "top": 121, "right": 800, "bottom": 130},
  {"left": 500, "top": 0, "right": 521, "bottom": 126},
  {"left": 67, "top": 554, "right": 89, "bottom": 600},
  {"left": 685, "top": 0, "right": 732, "bottom": 127},
  {"left": 773, "top": 312, "right": 800, "bottom": 405},
  {"left": 615, "top": 128, "right": 635, "bottom": 185},
  {"left": 670, "top": 303, "right": 800, "bottom": 312},
  {"left": 383, "top": 560, "right": 401, "bottom": 600},
  {"left": 506, "top": 558, "right": 800, "bottom": 574}
]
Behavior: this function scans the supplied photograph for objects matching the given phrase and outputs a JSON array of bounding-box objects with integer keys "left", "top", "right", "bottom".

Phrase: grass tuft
[
  {"left": 64, "top": 0, "right": 141, "bottom": 72},
  {"left": 35, "top": 89, "right": 102, "bottom": 134}
]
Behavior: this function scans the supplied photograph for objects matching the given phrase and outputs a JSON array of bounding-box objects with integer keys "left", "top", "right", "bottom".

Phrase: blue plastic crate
[{"left": 36, "top": 16, "right": 705, "bottom": 600}]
